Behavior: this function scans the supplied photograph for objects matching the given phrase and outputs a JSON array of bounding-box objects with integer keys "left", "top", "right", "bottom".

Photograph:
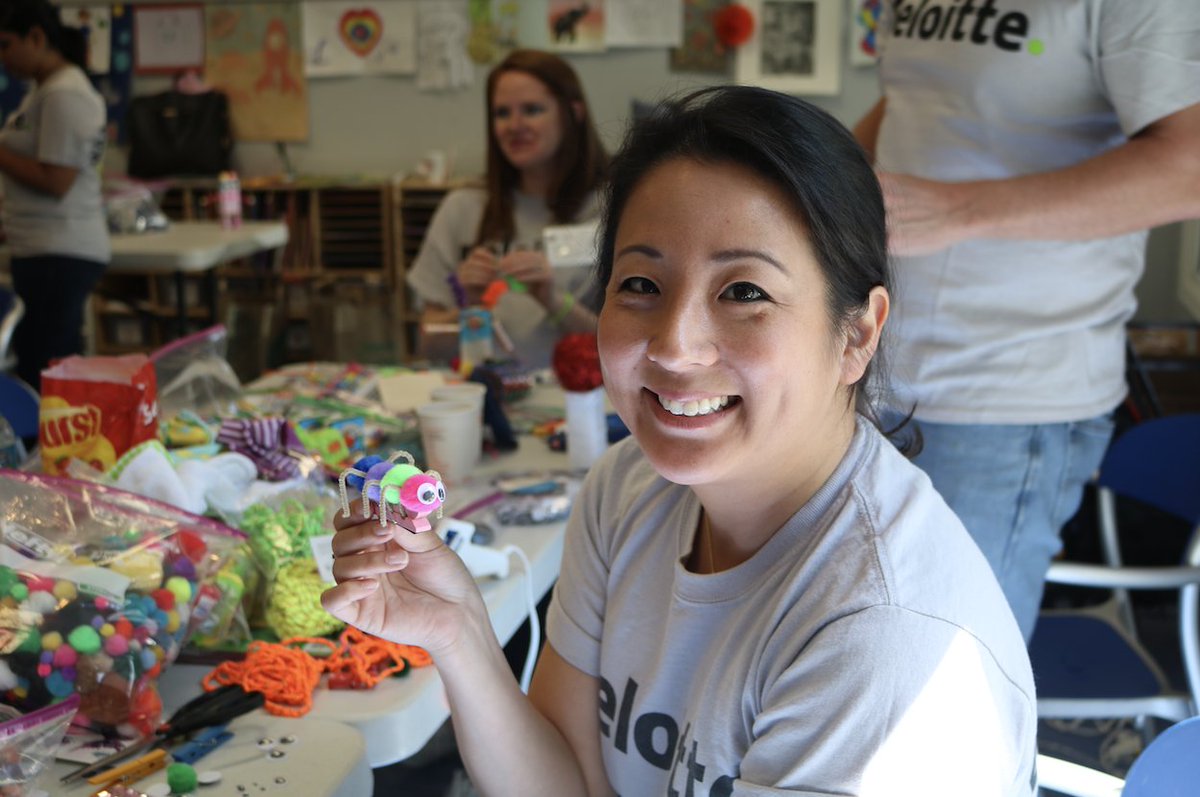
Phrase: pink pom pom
[
  {"left": 53, "top": 646, "right": 78, "bottom": 667},
  {"left": 104, "top": 635, "right": 130, "bottom": 657}
]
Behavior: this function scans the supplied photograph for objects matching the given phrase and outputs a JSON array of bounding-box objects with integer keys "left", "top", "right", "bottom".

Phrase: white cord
[{"left": 501, "top": 544, "right": 540, "bottom": 694}]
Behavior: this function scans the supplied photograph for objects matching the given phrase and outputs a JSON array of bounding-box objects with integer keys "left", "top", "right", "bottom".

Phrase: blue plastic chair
[
  {"left": 0, "top": 371, "right": 38, "bottom": 440},
  {"left": 1030, "top": 414, "right": 1200, "bottom": 723},
  {"left": 1038, "top": 715, "right": 1200, "bottom": 796}
]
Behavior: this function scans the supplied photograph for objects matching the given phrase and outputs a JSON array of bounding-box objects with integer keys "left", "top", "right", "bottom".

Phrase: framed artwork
[
  {"left": 133, "top": 4, "right": 204, "bottom": 75},
  {"left": 302, "top": 1, "right": 417, "bottom": 77},
  {"left": 735, "top": 0, "right": 842, "bottom": 95},
  {"left": 205, "top": 3, "right": 309, "bottom": 142}
]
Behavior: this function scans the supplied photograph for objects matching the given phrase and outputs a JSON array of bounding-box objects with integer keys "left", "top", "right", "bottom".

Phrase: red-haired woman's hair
[{"left": 477, "top": 49, "right": 608, "bottom": 245}]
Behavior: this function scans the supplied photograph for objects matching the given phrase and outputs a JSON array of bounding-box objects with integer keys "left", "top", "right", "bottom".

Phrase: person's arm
[
  {"left": 322, "top": 511, "right": 606, "bottom": 797},
  {"left": 499, "top": 249, "right": 598, "bottom": 334},
  {"left": 853, "top": 97, "right": 887, "bottom": 163},
  {"left": 880, "top": 101, "right": 1200, "bottom": 256},
  {"left": 528, "top": 647, "right": 614, "bottom": 796},
  {"left": 408, "top": 190, "right": 485, "bottom": 310},
  {"left": 0, "top": 145, "right": 79, "bottom": 198},
  {"left": 436, "top": 641, "right": 613, "bottom": 797},
  {"left": 541, "top": 285, "right": 598, "bottom": 335}
]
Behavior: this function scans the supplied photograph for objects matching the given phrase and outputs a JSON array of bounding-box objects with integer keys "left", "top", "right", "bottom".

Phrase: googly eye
[
  {"left": 436, "top": 481, "right": 446, "bottom": 501},
  {"left": 417, "top": 483, "right": 438, "bottom": 505}
]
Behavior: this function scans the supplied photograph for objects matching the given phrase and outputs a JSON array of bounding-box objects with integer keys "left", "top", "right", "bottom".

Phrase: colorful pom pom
[
  {"left": 69, "top": 625, "right": 103, "bottom": 655},
  {"left": 167, "top": 762, "right": 198, "bottom": 793}
]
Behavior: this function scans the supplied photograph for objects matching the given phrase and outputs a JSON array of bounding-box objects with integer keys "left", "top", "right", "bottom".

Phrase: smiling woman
[
  {"left": 406, "top": 49, "right": 609, "bottom": 368},
  {"left": 323, "top": 86, "right": 1038, "bottom": 796}
]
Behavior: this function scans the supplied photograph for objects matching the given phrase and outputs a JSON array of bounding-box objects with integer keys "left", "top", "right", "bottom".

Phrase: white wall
[
  {"left": 124, "top": 49, "right": 885, "bottom": 181},
  {"left": 116, "top": 36, "right": 1187, "bottom": 321}
]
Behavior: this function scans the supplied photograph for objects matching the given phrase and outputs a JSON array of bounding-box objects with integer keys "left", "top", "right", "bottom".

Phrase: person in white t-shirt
[
  {"left": 325, "top": 87, "right": 1036, "bottom": 796},
  {"left": 406, "top": 49, "right": 608, "bottom": 368},
  {"left": 854, "top": 0, "right": 1200, "bottom": 640},
  {"left": 0, "top": 0, "right": 108, "bottom": 391}
]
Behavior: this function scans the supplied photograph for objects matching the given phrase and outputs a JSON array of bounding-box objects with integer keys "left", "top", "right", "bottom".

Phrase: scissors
[{"left": 61, "top": 684, "right": 265, "bottom": 785}]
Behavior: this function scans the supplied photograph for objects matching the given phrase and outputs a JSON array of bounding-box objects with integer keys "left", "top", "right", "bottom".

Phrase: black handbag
[{"left": 126, "top": 90, "right": 233, "bottom": 179}]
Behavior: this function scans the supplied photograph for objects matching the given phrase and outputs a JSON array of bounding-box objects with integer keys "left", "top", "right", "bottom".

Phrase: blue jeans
[
  {"left": 12, "top": 255, "right": 107, "bottom": 392},
  {"left": 909, "top": 416, "right": 1114, "bottom": 642}
]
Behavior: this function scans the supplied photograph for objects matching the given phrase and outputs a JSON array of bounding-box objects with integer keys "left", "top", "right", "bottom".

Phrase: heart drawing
[{"left": 339, "top": 8, "right": 383, "bottom": 57}]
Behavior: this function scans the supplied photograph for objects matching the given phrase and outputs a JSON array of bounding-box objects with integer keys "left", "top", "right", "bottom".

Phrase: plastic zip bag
[
  {"left": 0, "top": 471, "right": 243, "bottom": 735},
  {"left": 0, "top": 693, "right": 80, "bottom": 794}
]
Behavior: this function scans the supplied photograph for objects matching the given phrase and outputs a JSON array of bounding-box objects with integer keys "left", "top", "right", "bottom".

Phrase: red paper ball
[
  {"left": 714, "top": 4, "right": 755, "bottom": 48},
  {"left": 552, "top": 333, "right": 603, "bottom": 393}
]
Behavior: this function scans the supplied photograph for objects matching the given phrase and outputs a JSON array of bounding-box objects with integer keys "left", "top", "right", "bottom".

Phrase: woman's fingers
[
  {"left": 499, "top": 251, "right": 551, "bottom": 284},
  {"left": 320, "top": 577, "right": 379, "bottom": 616},
  {"left": 334, "top": 501, "right": 375, "bottom": 530},
  {"left": 389, "top": 527, "right": 448, "bottom": 554},
  {"left": 459, "top": 248, "right": 498, "bottom": 287},
  {"left": 332, "top": 512, "right": 395, "bottom": 552},
  {"left": 331, "top": 542, "right": 408, "bottom": 582},
  {"left": 330, "top": 511, "right": 450, "bottom": 582}
]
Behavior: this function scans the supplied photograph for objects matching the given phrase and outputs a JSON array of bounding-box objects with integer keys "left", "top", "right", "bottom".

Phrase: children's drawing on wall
[
  {"left": 466, "top": 0, "right": 520, "bottom": 64},
  {"left": 133, "top": 4, "right": 205, "bottom": 74},
  {"left": 606, "top": 0, "right": 682, "bottom": 48},
  {"left": 495, "top": 0, "right": 521, "bottom": 48},
  {"left": 670, "top": 0, "right": 731, "bottom": 73},
  {"left": 61, "top": 5, "right": 111, "bottom": 74},
  {"left": 547, "top": 0, "right": 605, "bottom": 52},
  {"left": 205, "top": 3, "right": 308, "bottom": 141},
  {"left": 849, "top": 0, "right": 881, "bottom": 67},
  {"left": 417, "top": 0, "right": 473, "bottom": 92},
  {"left": 302, "top": 1, "right": 417, "bottom": 77}
]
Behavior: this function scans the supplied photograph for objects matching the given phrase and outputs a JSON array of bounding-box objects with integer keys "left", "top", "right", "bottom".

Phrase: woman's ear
[
  {"left": 572, "top": 101, "right": 585, "bottom": 123},
  {"left": 839, "top": 286, "right": 889, "bottom": 386}
]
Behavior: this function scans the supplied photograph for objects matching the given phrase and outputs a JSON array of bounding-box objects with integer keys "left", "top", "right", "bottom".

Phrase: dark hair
[
  {"left": 477, "top": 49, "right": 608, "bottom": 245},
  {"left": 596, "top": 86, "right": 902, "bottom": 435},
  {"left": 0, "top": 0, "right": 86, "bottom": 70}
]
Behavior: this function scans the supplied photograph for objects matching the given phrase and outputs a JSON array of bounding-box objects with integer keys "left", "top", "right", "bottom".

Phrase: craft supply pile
[{"left": 0, "top": 325, "right": 621, "bottom": 795}]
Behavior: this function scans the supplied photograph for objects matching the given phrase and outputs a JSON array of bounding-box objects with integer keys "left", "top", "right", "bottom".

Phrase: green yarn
[
  {"left": 240, "top": 501, "right": 328, "bottom": 580},
  {"left": 265, "top": 559, "right": 344, "bottom": 639}
]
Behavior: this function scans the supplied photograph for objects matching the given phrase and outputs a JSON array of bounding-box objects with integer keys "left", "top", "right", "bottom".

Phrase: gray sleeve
[
  {"left": 545, "top": 450, "right": 617, "bottom": 678},
  {"left": 37, "top": 88, "right": 99, "bottom": 169},
  {"left": 733, "top": 606, "right": 1037, "bottom": 796},
  {"left": 405, "top": 189, "right": 485, "bottom": 308},
  {"left": 1096, "top": 0, "right": 1200, "bottom": 135}
]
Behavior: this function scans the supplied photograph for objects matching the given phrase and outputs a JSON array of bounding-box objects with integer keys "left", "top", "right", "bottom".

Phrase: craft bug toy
[{"left": 338, "top": 451, "right": 446, "bottom": 533}]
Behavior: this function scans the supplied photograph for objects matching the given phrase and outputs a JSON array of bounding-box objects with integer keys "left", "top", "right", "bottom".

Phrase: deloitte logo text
[{"left": 891, "top": 0, "right": 1045, "bottom": 54}]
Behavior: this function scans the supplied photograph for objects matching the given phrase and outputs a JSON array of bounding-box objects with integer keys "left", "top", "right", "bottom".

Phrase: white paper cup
[
  {"left": 564, "top": 387, "right": 608, "bottom": 471},
  {"left": 430, "top": 382, "right": 487, "bottom": 414},
  {"left": 416, "top": 401, "right": 481, "bottom": 484},
  {"left": 431, "top": 383, "right": 486, "bottom": 466}
]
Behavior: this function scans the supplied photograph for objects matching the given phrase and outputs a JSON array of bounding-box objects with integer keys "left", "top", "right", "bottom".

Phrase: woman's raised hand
[
  {"left": 499, "top": 249, "right": 555, "bottom": 308},
  {"left": 320, "top": 505, "right": 486, "bottom": 655},
  {"left": 458, "top": 246, "right": 500, "bottom": 289}
]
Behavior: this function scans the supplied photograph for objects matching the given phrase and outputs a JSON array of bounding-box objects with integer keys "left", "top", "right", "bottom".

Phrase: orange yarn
[
  {"left": 200, "top": 631, "right": 433, "bottom": 716},
  {"left": 293, "top": 627, "right": 433, "bottom": 690},
  {"left": 202, "top": 639, "right": 327, "bottom": 717}
]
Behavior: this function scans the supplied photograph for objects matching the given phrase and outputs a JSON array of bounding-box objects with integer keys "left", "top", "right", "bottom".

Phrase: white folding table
[{"left": 108, "top": 221, "right": 289, "bottom": 337}]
